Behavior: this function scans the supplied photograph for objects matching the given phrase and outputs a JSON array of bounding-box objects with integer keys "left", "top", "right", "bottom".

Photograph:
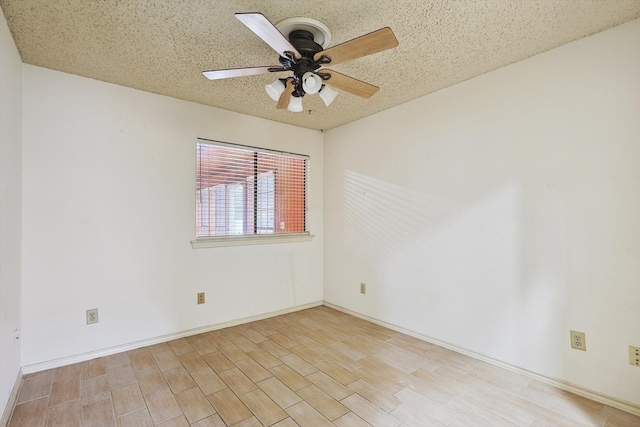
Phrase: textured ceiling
[{"left": 2, "top": 1, "right": 639, "bottom": 131}]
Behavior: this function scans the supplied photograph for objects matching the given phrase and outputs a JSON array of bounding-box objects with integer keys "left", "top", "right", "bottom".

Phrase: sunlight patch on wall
[
  {"left": 343, "top": 170, "right": 519, "bottom": 284},
  {"left": 342, "top": 170, "right": 540, "bottom": 357}
]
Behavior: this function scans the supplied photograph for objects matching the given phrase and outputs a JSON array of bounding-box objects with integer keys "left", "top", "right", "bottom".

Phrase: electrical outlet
[
  {"left": 86, "top": 308, "right": 98, "bottom": 325},
  {"left": 197, "top": 292, "right": 205, "bottom": 304},
  {"left": 570, "top": 330, "right": 586, "bottom": 351},
  {"left": 360, "top": 283, "right": 366, "bottom": 294},
  {"left": 629, "top": 346, "right": 640, "bottom": 367}
]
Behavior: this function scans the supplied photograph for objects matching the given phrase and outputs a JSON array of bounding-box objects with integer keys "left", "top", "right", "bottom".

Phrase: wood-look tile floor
[{"left": 7, "top": 306, "right": 640, "bottom": 427}]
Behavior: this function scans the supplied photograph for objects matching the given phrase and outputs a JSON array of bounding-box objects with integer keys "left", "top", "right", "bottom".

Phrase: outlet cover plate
[
  {"left": 570, "top": 330, "right": 586, "bottom": 351},
  {"left": 629, "top": 346, "right": 640, "bottom": 366},
  {"left": 197, "top": 292, "right": 205, "bottom": 304},
  {"left": 86, "top": 308, "right": 98, "bottom": 325},
  {"left": 360, "top": 283, "right": 366, "bottom": 294}
]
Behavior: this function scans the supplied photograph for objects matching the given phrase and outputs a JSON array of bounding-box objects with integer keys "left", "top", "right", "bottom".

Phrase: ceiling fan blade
[
  {"left": 322, "top": 70, "right": 379, "bottom": 98},
  {"left": 202, "top": 66, "right": 283, "bottom": 80},
  {"left": 235, "top": 13, "right": 301, "bottom": 59},
  {"left": 314, "top": 27, "right": 398, "bottom": 66},
  {"left": 277, "top": 79, "right": 295, "bottom": 109}
]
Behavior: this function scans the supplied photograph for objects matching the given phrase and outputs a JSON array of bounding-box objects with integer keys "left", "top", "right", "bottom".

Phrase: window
[{"left": 195, "top": 139, "right": 310, "bottom": 246}]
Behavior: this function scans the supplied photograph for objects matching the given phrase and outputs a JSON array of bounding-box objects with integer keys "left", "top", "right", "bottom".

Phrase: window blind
[{"left": 196, "top": 139, "right": 309, "bottom": 238}]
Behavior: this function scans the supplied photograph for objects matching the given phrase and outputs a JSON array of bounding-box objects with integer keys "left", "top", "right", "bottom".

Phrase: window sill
[{"left": 191, "top": 233, "right": 314, "bottom": 248}]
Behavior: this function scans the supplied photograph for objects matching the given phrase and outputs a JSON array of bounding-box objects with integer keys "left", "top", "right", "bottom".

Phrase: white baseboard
[
  {"left": 323, "top": 301, "right": 640, "bottom": 417},
  {"left": 0, "top": 369, "right": 23, "bottom": 427},
  {"left": 22, "top": 301, "right": 323, "bottom": 375}
]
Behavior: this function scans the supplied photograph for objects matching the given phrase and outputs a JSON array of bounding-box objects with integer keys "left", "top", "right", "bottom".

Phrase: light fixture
[
  {"left": 319, "top": 85, "right": 339, "bottom": 106},
  {"left": 265, "top": 77, "right": 340, "bottom": 111},
  {"left": 287, "top": 95, "right": 303, "bottom": 112},
  {"left": 302, "top": 72, "right": 322, "bottom": 94},
  {"left": 265, "top": 79, "right": 285, "bottom": 101}
]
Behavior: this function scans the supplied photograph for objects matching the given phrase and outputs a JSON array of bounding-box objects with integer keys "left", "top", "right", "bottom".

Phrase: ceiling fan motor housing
[{"left": 280, "top": 30, "right": 329, "bottom": 97}]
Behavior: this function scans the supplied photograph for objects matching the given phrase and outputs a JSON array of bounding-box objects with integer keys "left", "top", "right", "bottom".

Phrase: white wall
[
  {"left": 21, "top": 66, "right": 323, "bottom": 367},
  {"left": 324, "top": 19, "right": 640, "bottom": 405},
  {"left": 0, "top": 8, "right": 22, "bottom": 415}
]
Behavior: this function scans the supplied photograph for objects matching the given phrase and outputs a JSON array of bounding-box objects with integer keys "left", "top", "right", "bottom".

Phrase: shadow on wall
[{"left": 342, "top": 169, "right": 568, "bottom": 371}]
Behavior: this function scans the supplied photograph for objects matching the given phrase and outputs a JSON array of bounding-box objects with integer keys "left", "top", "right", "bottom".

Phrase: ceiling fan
[{"left": 202, "top": 13, "right": 399, "bottom": 112}]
